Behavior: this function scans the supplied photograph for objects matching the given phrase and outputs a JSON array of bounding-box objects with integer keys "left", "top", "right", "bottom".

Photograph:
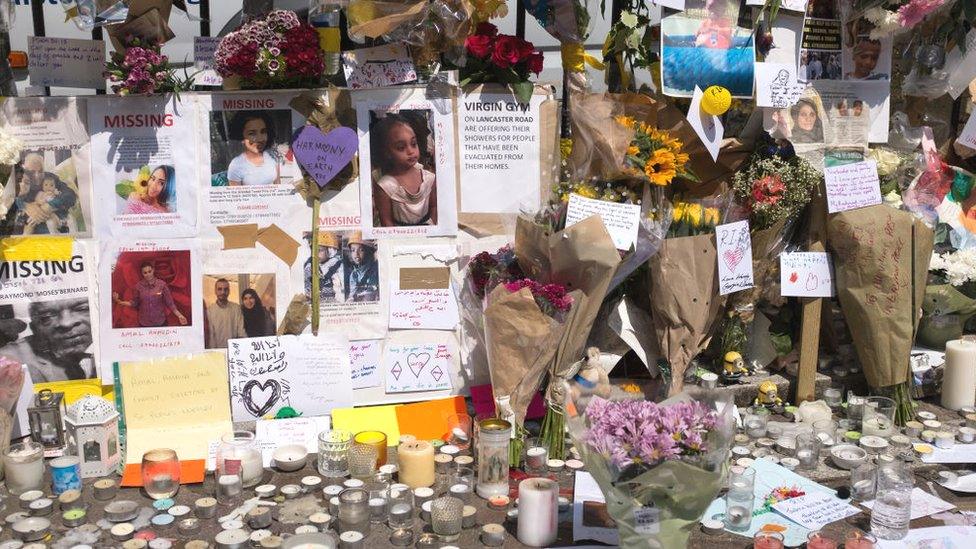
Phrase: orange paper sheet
[
  {"left": 395, "top": 396, "right": 466, "bottom": 441},
  {"left": 121, "top": 459, "right": 206, "bottom": 486}
]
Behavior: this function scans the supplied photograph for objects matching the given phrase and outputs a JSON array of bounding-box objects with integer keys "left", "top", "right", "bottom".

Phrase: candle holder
[
  {"left": 141, "top": 448, "right": 180, "bottom": 500},
  {"left": 448, "top": 467, "right": 474, "bottom": 503},
  {"left": 862, "top": 397, "right": 896, "bottom": 438},
  {"left": 823, "top": 387, "right": 843, "bottom": 408},
  {"left": 754, "top": 531, "right": 785, "bottom": 549},
  {"left": 728, "top": 465, "right": 755, "bottom": 494},
  {"left": 847, "top": 393, "right": 866, "bottom": 422},
  {"left": 349, "top": 443, "right": 378, "bottom": 481},
  {"left": 3, "top": 440, "right": 45, "bottom": 495},
  {"left": 338, "top": 488, "right": 371, "bottom": 536},
  {"left": 368, "top": 481, "right": 389, "bottom": 523},
  {"left": 795, "top": 433, "right": 820, "bottom": 469},
  {"left": 388, "top": 486, "right": 414, "bottom": 545},
  {"left": 845, "top": 530, "right": 877, "bottom": 549},
  {"left": 743, "top": 407, "right": 769, "bottom": 439},
  {"left": 430, "top": 496, "right": 463, "bottom": 540},
  {"left": 353, "top": 431, "right": 387, "bottom": 467},
  {"left": 807, "top": 530, "right": 838, "bottom": 549},
  {"left": 214, "top": 461, "right": 243, "bottom": 506},
  {"left": 318, "top": 429, "right": 352, "bottom": 478},
  {"left": 476, "top": 419, "right": 511, "bottom": 499},
  {"left": 523, "top": 437, "right": 548, "bottom": 477},
  {"left": 446, "top": 414, "right": 472, "bottom": 453},
  {"left": 851, "top": 461, "right": 877, "bottom": 502},
  {"left": 216, "top": 431, "right": 263, "bottom": 488}
]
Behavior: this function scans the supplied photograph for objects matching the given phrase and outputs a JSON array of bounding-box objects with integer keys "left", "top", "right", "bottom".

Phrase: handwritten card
[
  {"left": 863, "top": 488, "right": 955, "bottom": 520},
  {"left": 755, "top": 62, "right": 805, "bottom": 108},
  {"left": 28, "top": 37, "right": 105, "bottom": 89},
  {"left": 383, "top": 342, "right": 454, "bottom": 393},
  {"left": 342, "top": 44, "right": 418, "bottom": 89},
  {"left": 688, "top": 86, "right": 723, "bottom": 161},
  {"left": 389, "top": 287, "right": 460, "bottom": 330},
  {"left": 824, "top": 160, "right": 883, "bottom": 213},
  {"left": 565, "top": 194, "right": 642, "bottom": 251},
  {"left": 780, "top": 252, "right": 835, "bottom": 297},
  {"left": 771, "top": 491, "right": 859, "bottom": 530},
  {"left": 715, "top": 220, "right": 754, "bottom": 295},
  {"left": 227, "top": 333, "right": 353, "bottom": 421},
  {"left": 193, "top": 36, "right": 223, "bottom": 87},
  {"left": 255, "top": 416, "right": 331, "bottom": 467},
  {"left": 350, "top": 340, "right": 382, "bottom": 389}
]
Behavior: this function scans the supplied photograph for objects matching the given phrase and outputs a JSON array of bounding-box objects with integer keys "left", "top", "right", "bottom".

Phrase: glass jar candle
[
  {"left": 348, "top": 444, "right": 378, "bottom": 481},
  {"left": 353, "top": 431, "right": 387, "bottom": 467},
  {"left": 318, "top": 429, "right": 352, "bottom": 478},
  {"left": 754, "top": 531, "right": 785, "bottom": 549},
  {"left": 3, "top": 440, "right": 44, "bottom": 495},
  {"left": 823, "top": 387, "right": 843, "bottom": 408},
  {"left": 338, "top": 488, "right": 371, "bottom": 536},
  {"left": 214, "top": 460, "right": 243, "bottom": 506},
  {"left": 476, "top": 419, "right": 511, "bottom": 499},
  {"left": 795, "top": 433, "right": 820, "bottom": 469},
  {"left": 807, "top": 531, "right": 838, "bottom": 549},
  {"left": 431, "top": 496, "right": 464, "bottom": 538},
  {"left": 388, "top": 485, "right": 414, "bottom": 530},
  {"left": 862, "top": 397, "right": 896, "bottom": 438},
  {"left": 448, "top": 466, "right": 474, "bottom": 503},
  {"left": 845, "top": 530, "right": 877, "bottom": 549},
  {"left": 743, "top": 408, "right": 769, "bottom": 438},
  {"left": 523, "top": 437, "right": 548, "bottom": 476},
  {"left": 142, "top": 448, "right": 180, "bottom": 500},
  {"left": 216, "top": 431, "right": 263, "bottom": 487},
  {"left": 446, "top": 414, "right": 473, "bottom": 453}
]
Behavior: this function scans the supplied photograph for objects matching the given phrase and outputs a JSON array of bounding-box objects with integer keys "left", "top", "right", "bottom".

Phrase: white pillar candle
[
  {"left": 516, "top": 478, "right": 558, "bottom": 547},
  {"left": 943, "top": 338, "right": 976, "bottom": 410},
  {"left": 397, "top": 441, "right": 435, "bottom": 489}
]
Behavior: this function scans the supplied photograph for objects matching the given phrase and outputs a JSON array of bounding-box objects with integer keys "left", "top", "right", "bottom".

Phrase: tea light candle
[
  {"left": 339, "top": 531, "right": 364, "bottom": 549},
  {"left": 398, "top": 441, "right": 435, "bottom": 489},
  {"left": 281, "top": 484, "right": 301, "bottom": 499},
  {"left": 399, "top": 434, "right": 417, "bottom": 444},
  {"left": 565, "top": 459, "right": 584, "bottom": 471},
  {"left": 178, "top": 518, "right": 200, "bottom": 536},
  {"left": 18, "top": 490, "right": 42, "bottom": 509},
  {"left": 247, "top": 507, "right": 272, "bottom": 529},
  {"left": 353, "top": 431, "right": 388, "bottom": 466},
  {"left": 481, "top": 523, "right": 506, "bottom": 546},
  {"left": 904, "top": 421, "right": 924, "bottom": 437},
  {"left": 731, "top": 446, "right": 751, "bottom": 459},
  {"left": 754, "top": 531, "right": 785, "bottom": 549},
  {"left": 255, "top": 484, "right": 277, "bottom": 498},
  {"left": 547, "top": 459, "right": 565, "bottom": 473},
  {"left": 301, "top": 476, "right": 322, "bottom": 491},
  {"left": 516, "top": 478, "right": 558, "bottom": 547},
  {"left": 966, "top": 413, "right": 976, "bottom": 428},
  {"left": 755, "top": 438, "right": 776, "bottom": 449},
  {"left": 323, "top": 484, "right": 344, "bottom": 499},
  {"left": 328, "top": 496, "right": 340, "bottom": 515},
  {"left": 420, "top": 500, "right": 432, "bottom": 523},
  {"left": 488, "top": 495, "right": 510, "bottom": 509},
  {"left": 921, "top": 430, "right": 937, "bottom": 443},
  {"left": 440, "top": 444, "right": 460, "bottom": 458},
  {"left": 780, "top": 457, "right": 799, "bottom": 470},
  {"left": 462, "top": 505, "right": 477, "bottom": 528},
  {"left": 309, "top": 512, "right": 332, "bottom": 530},
  {"left": 434, "top": 453, "right": 453, "bottom": 473},
  {"left": 294, "top": 525, "right": 318, "bottom": 535},
  {"left": 378, "top": 464, "right": 398, "bottom": 480},
  {"left": 859, "top": 436, "right": 889, "bottom": 454},
  {"left": 735, "top": 457, "right": 755, "bottom": 468},
  {"left": 214, "top": 528, "right": 250, "bottom": 549},
  {"left": 943, "top": 338, "right": 976, "bottom": 410},
  {"left": 923, "top": 419, "right": 942, "bottom": 430},
  {"left": 734, "top": 433, "right": 750, "bottom": 445},
  {"left": 959, "top": 427, "right": 976, "bottom": 443},
  {"left": 28, "top": 498, "right": 53, "bottom": 516},
  {"left": 524, "top": 445, "right": 548, "bottom": 472},
  {"left": 414, "top": 486, "right": 434, "bottom": 508},
  {"left": 344, "top": 478, "right": 364, "bottom": 489},
  {"left": 845, "top": 531, "right": 877, "bottom": 549},
  {"left": 111, "top": 523, "right": 135, "bottom": 541},
  {"left": 249, "top": 530, "right": 272, "bottom": 544},
  {"left": 258, "top": 536, "right": 283, "bottom": 548},
  {"left": 454, "top": 455, "right": 473, "bottom": 468},
  {"left": 936, "top": 431, "right": 955, "bottom": 449},
  {"left": 57, "top": 489, "right": 81, "bottom": 511},
  {"left": 890, "top": 435, "right": 911, "bottom": 449},
  {"left": 62, "top": 508, "right": 86, "bottom": 528}
]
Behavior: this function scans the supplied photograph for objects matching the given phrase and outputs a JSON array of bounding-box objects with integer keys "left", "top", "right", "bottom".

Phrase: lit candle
[
  {"left": 353, "top": 431, "right": 387, "bottom": 467},
  {"left": 516, "top": 478, "right": 558, "bottom": 547},
  {"left": 397, "top": 441, "right": 435, "bottom": 489},
  {"left": 806, "top": 531, "right": 838, "bottom": 549},
  {"left": 3, "top": 441, "right": 45, "bottom": 495},
  {"left": 942, "top": 337, "right": 976, "bottom": 410},
  {"left": 753, "top": 531, "right": 785, "bottom": 549}
]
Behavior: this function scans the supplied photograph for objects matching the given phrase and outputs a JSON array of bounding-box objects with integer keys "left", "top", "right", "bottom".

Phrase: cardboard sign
[
  {"left": 565, "top": 194, "right": 641, "bottom": 251},
  {"left": 342, "top": 44, "right": 417, "bottom": 89},
  {"left": 824, "top": 160, "right": 882, "bottom": 213},
  {"left": 771, "top": 491, "right": 859, "bottom": 530},
  {"left": 780, "top": 252, "right": 835, "bottom": 297},
  {"left": 383, "top": 342, "right": 454, "bottom": 393},
  {"left": 28, "top": 37, "right": 105, "bottom": 89},
  {"left": 715, "top": 220, "right": 754, "bottom": 295},
  {"left": 227, "top": 334, "right": 353, "bottom": 421}
]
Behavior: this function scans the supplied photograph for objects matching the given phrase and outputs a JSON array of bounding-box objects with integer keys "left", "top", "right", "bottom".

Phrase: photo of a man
[
  {"left": 304, "top": 231, "right": 344, "bottom": 303},
  {"left": 202, "top": 273, "right": 276, "bottom": 348},
  {"left": 205, "top": 278, "right": 246, "bottom": 349},
  {"left": 345, "top": 231, "right": 379, "bottom": 302},
  {"left": 0, "top": 297, "right": 95, "bottom": 382}
]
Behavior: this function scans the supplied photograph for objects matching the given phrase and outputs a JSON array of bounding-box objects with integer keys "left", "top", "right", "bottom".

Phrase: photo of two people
[
  {"left": 202, "top": 273, "right": 277, "bottom": 350},
  {"left": 304, "top": 230, "right": 380, "bottom": 304}
]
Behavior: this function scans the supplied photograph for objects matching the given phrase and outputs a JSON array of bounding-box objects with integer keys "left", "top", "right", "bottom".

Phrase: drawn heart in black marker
[
  {"left": 242, "top": 379, "right": 281, "bottom": 418},
  {"left": 407, "top": 353, "right": 430, "bottom": 378}
]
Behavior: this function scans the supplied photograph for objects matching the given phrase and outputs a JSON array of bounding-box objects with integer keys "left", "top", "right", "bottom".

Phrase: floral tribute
[
  {"left": 104, "top": 37, "right": 194, "bottom": 96},
  {"left": 461, "top": 23, "right": 544, "bottom": 103},
  {"left": 467, "top": 245, "right": 525, "bottom": 299},
  {"left": 731, "top": 150, "right": 820, "bottom": 230},
  {"left": 214, "top": 10, "right": 324, "bottom": 89},
  {"left": 503, "top": 279, "right": 574, "bottom": 316},
  {"left": 615, "top": 115, "right": 692, "bottom": 186}
]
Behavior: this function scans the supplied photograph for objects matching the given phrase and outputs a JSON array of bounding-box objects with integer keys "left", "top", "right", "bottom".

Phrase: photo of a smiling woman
[
  {"left": 123, "top": 165, "right": 174, "bottom": 215},
  {"left": 225, "top": 111, "right": 285, "bottom": 186}
]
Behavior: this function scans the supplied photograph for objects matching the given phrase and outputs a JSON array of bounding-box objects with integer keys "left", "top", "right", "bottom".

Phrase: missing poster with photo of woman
[
  {"left": 0, "top": 97, "right": 93, "bottom": 238},
  {"left": 198, "top": 91, "right": 311, "bottom": 235},
  {"left": 87, "top": 95, "right": 199, "bottom": 238}
]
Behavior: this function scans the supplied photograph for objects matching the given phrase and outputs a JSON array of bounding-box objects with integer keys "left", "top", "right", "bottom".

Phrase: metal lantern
[
  {"left": 27, "top": 389, "right": 66, "bottom": 452},
  {"left": 65, "top": 395, "right": 121, "bottom": 478}
]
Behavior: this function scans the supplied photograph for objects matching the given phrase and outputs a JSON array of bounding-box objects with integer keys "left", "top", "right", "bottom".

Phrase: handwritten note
[
  {"left": 755, "top": 62, "right": 805, "bottom": 108},
  {"left": 824, "top": 160, "right": 882, "bottom": 213},
  {"left": 715, "top": 220, "right": 754, "bottom": 295},
  {"left": 389, "top": 287, "right": 460, "bottom": 330},
  {"left": 958, "top": 109, "right": 976, "bottom": 152},
  {"left": 383, "top": 342, "right": 454, "bottom": 393},
  {"left": 227, "top": 334, "right": 353, "bottom": 421},
  {"left": 349, "top": 340, "right": 382, "bottom": 389},
  {"left": 255, "top": 416, "right": 331, "bottom": 466},
  {"left": 28, "top": 37, "right": 105, "bottom": 89},
  {"left": 780, "top": 252, "right": 834, "bottom": 297},
  {"left": 342, "top": 44, "right": 418, "bottom": 89},
  {"left": 565, "top": 194, "right": 641, "bottom": 251},
  {"left": 193, "top": 36, "right": 223, "bottom": 87},
  {"left": 771, "top": 492, "right": 859, "bottom": 530},
  {"left": 688, "top": 86, "right": 723, "bottom": 161}
]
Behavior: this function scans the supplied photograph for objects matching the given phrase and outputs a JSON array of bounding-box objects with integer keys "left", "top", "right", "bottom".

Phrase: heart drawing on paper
[
  {"left": 722, "top": 248, "right": 745, "bottom": 271},
  {"left": 789, "top": 271, "right": 798, "bottom": 284},
  {"left": 407, "top": 353, "right": 431, "bottom": 378},
  {"left": 242, "top": 379, "right": 282, "bottom": 418},
  {"left": 291, "top": 125, "right": 359, "bottom": 188}
]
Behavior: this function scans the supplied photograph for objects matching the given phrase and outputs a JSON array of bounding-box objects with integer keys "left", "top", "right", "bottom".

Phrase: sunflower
[{"left": 645, "top": 148, "right": 677, "bottom": 186}]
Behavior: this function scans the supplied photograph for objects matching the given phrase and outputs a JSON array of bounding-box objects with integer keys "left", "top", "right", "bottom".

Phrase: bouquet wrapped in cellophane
[{"left": 565, "top": 378, "right": 735, "bottom": 548}]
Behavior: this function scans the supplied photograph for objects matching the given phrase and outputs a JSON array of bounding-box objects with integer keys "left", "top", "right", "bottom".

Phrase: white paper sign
[
  {"left": 688, "top": 86, "right": 723, "bottom": 162},
  {"left": 342, "top": 44, "right": 417, "bottom": 89},
  {"left": 193, "top": 36, "right": 223, "bottom": 87},
  {"left": 771, "top": 491, "right": 860, "bottom": 530},
  {"left": 350, "top": 340, "right": 382, "bottom": 389},
  {"left": 755, "top": 62, "right": 805, "bottom": 108},
  {"left": 227, "top": 333, "right": 354, "bottom": 421},
  {"left": 824, "top": 160, "right": 883, "bottom": 213},
  {"left": 715, "top": 220, "right": 754, "bottom": 295},
  {"left": 565, "top": 194, "right": 641, "bottom": 251},
  {"left": 633, "top": 506, "right": 661, "bottom": 535},
  {"left": 958, "top": 109, "right": 976, "bottom": 151},
  {"left": 862, "top": 488, "right": 956, "bottom": 520},
  {"left": 255, "top": 416, "right": 331, "bottom": 466},
  {"left": 383, "top": 342, "right": 454, "bottom": 393},
  {"left": 389, "top": 287, "right": 460, "bottom": 330},
  {"left": 458, "top": 92, "right": 545, "bottom": 213},
  {"left": 652, "top": 0, "right": 685, "bottom": 8},
  {"left": 28, "top": 37, "right": 105, "bottom": 89},
  {"left": 780, "top": 252, "right": 835, "bottom": 297}
]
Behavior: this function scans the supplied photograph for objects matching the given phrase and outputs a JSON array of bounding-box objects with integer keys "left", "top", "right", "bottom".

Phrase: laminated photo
[
  {"left": 0, "top": 240, "right": 98, "bottom": 383},
  {"left": 88, "top": 95, "right": 199, "bottom": 238},
  {"left": 99, "top": 239, "right": 204, "bottom": 368},
  {"left": 800, "top": 1, "right": 892, "bottom": 83},
  {"left": 661, "top": 0, "right": 756, "bottom": 98},
  {"left": 354, "top": 87, "right": 458, "bottom": 238},
  {"left": 197, "top": 91, "right": 311, "bottom": 236},
  {"left": 0, "top": 97, "right": 93, "bottom": 238}
]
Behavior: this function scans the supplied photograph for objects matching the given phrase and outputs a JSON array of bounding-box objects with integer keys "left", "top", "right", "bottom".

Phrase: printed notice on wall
[
  {"left": 28, "top": 37, "right": 105, "bottom": 89},
  {"left": 824, "top": 160, "right": 882, "bottom": 213},
  {"left": 458, "top": 92, "right": 545, "bottom": 213}
]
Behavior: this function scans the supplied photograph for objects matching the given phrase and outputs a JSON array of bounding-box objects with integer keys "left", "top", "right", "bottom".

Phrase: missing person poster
[
  {"left": 197, "top": 91, "right": 311, "bottom": 236},
  {"left": 0, "top": 240, "right": 98, "bottom": 382},
  {"left": 0, "top": 97, "right": 93, "bottom": 238},
  {"left": 98, "top": 239, "right": 204, "bottom": 369},
  {"left": 354, "top": 86, "right": 458, "bottom": 238},
  {"left": 800, "top": 0, "right": 892, "bottom": 83},
  {"left": 88, "top": 95, "right": 199, "bottom": 238}
]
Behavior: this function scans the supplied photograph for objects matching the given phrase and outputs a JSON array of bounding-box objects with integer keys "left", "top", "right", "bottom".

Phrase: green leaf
[
  {"left": 511, "top": 81, "right": 534, "bottom": 105},
  {"left": 115, "top": 182, "right": 133, "bottom": 200}
]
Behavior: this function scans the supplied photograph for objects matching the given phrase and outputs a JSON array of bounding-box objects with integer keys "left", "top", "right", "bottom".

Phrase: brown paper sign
[
  {"left": 217, "top": 224, "right": 259, "bottom": 250},
  {"left": 399, "top": 267, "right": 450, "bottom": 290},
  {"left": 256, "top": 224, "right": 300, "bottom": 267}
]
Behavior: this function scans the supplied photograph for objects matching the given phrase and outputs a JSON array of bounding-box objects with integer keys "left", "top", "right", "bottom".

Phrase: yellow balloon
[{"left": 701, "top": 85, "right": 732, "bottom": 116}]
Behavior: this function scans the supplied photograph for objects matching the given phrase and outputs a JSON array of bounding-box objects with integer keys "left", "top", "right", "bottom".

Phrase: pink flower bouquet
[{"left": 214, "top": 10, "right": 324, "bottom": 89}]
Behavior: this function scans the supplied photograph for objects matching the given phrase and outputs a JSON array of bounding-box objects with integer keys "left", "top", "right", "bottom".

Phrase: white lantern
[{"left": 65, "top": 395, "right": 120, "bottom": 478}]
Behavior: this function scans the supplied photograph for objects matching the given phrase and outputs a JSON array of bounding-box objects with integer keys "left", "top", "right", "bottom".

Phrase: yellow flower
[
  {"left": 627, "top": 145, "right": 640, "bottom": 157},
  {"left": 576, "top": 184, "right": 599, "bottom": 199},
  {"left": 684, "top": 203, "right": 704, "bottom": 227},
  {"left": 615, "top": 115, "right": 636, "bottom": 129},
  {"left": 703, "top": 207, "right": 721, "bottom": 226},
  {"left": 559, "top": 138, "right": 573, "bottom": 160},
  {"left": 645, "top": 148, "right": 677, "bottom": 186}
]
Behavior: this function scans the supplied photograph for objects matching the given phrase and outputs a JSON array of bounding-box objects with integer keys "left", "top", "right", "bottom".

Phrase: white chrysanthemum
[
  {"left": 933, "top": 249, "right": 976, "bottom": 286},
  {"left": 864, "top": 7, "right": 903, "bottom": 40},
  {"left": 0, "top": 127, "right": 24, "bottom": 166}
]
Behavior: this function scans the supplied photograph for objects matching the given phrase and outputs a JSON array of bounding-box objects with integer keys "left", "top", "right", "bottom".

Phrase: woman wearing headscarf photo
[
  {"left": 790, "top": 99, "right": 824, "bottom": 144},
  {"left": 241, "top": 288, "right": 275, "bottom": 337}
]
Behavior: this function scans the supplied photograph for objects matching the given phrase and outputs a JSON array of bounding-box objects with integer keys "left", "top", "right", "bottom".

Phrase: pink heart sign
[{"left": 292, "top": 125, "right": 358, "bottom": 188}]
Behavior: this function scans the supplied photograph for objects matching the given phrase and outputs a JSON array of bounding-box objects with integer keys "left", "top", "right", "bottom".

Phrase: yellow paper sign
[
  {"left": 331, "top": 404, "right": 401, "bottom": 447},
  {"left": 0, "top": 236, "right": 73, "bottom": 261}
]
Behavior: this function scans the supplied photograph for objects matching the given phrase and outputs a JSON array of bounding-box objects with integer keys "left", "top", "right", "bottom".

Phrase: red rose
[
  {"left": 526, "top": 51, "right": 544, "bottom": 74},
  {"left": 516, "top": 38, "right": 535, "bottom": 62},
  {"left": 491, "top": 35, "right": 522, "bottom": 68},
  {"left": 476, "top": 22, "right": 498, "bottom": 37},
  {"left": 465, "top": 34, "right": 493, "bottom": 59}
]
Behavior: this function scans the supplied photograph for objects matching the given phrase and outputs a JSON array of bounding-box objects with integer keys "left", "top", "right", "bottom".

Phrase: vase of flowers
[{"left": 461, "top": 23, "right": 544, "bottom": 103}]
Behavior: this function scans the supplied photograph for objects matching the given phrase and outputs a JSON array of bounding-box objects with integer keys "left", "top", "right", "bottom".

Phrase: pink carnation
[{"left": 897, "top": 0, "right": 946, "bottom": 28}]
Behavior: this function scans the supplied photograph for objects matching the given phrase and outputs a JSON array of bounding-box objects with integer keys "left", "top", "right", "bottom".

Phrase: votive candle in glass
[
  {"left": 754, "top": 531, "right": 785, "bottom": 549},
  {"left": 743, "top": 408, "right": 769, "bottom": 438},
  {"left": 448, "top": 467, "right": 474, "bottom": 503},
  {"left": 3, "top": 440, "right": 44, "bottom": 495},
  {"left": 348, "top": 444, "right": 378, "bottom": 481},
  {"left": 795, "top": 433, "right": 820, "bottom": 469},
  {"left": 523, "top": 438, "right": 548, "bottom": 476},
  {"left": 216, "top": 431, "right": 263, "bottom": 488},
  {"left": 476, "top": 419, "right": 511, "bottom": 499},
  {"left": 446, "top": 414, "right": 473, "bottom": 453},
  {"left": 430, "top": 496, "right": 464, "bottom": 539},
  {"left": 823, "top": 387, "right": 843, "bottom": 408},
  {"left": 397, "top": 440, "right": 435, "bottom": 489},
  {"left": 368, "top": 482, "right": 389, "bottom": 524},
  {"left": 338, "top": 488, "right": 371, "bottom": 536},
  {"left": 388, "top": 486, "right": 414, "bottom": 530},
  {"left": 844, "top": 530, "right": 877, "bottom": 549},
  {"left": 141, "top": 448, "right": 180, "bottom": 500},
  {"left": 807, "top": 531, "right": 838, "bottom": 549},
  {"left": 353, "top": 431, "right": 387, "bottom": 467},
  {"left": 318, "top": 429, "right": 352, "bottom": 478}
]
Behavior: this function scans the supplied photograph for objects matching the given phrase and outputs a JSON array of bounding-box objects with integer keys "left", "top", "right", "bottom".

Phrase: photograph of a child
[
  {"left": 115, "top": 164, "right": 175, "bottom": 215},
  {"left": 842, "top": 19, "right": 890, "bottom": 81},
  {"left": 368, "top": 109, "right": 438, "bottom": 227},
  {"left": 111, "top": 251, "right": 192, "bottom": 329},
  {"left": 209, "top": 109, "right": 297, "bottom": 186},
  {"left": 202, "top": 273, "right": 276, "bottom": 349},
  {"left": 304, "top": 230, "right": 380, "bottom": 304},
  {"left": 3, "top": 150, "right": 82, "bottom": 235}
]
